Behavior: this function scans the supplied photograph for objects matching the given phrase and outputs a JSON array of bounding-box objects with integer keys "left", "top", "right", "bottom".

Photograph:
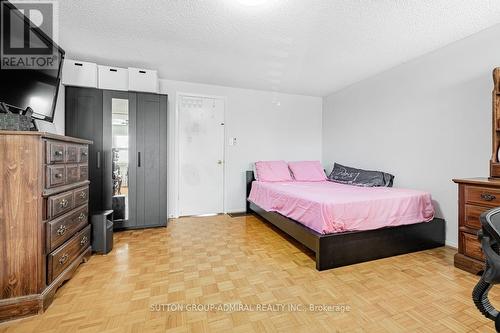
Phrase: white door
[{"left": 179, "top": 95, "right": 225, "bottom": 216}]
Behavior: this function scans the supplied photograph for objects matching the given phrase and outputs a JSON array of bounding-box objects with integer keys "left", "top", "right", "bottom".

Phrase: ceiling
[{"left": 58, "top": 0, "right": 500, "bottom": 96}]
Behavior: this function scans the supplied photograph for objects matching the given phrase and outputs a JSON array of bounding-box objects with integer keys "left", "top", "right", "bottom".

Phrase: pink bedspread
[{"left": 248, "top": 181, "right": 435, "bottom": 234}]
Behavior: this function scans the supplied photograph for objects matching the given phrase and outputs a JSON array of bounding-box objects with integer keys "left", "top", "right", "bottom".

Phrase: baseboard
[
  {"left": 113, "top": 222, "right": 167, "bottom": 231},
  {"left": 445, "top": 241, "right": 458, "bottom": 249},
  {"left": 227, "top": 212, "right": 250, "bottom": 218}
]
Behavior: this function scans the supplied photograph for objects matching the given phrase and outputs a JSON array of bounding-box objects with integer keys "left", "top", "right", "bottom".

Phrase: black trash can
[{"left": 91, "top": 210, "right": 114, "bottom": 254}]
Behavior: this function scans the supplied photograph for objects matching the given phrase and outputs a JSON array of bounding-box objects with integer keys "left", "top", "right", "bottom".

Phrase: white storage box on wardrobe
[
  {"left": 128, "top": 67, "right": 159, "bottom": 93},
  {"left": 98, "top": 66, "right": 128, "bottom": 91},
  {"left": 62, "top": 59, "right": 98, "bottom": 88}
]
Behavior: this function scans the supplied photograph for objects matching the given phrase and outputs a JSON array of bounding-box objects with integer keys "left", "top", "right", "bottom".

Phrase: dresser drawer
[
  {"left": 66, "top": 145, "right": 79, "bottom": 163},
  {"left": 46, "top": 141, "right": 65, "bottom": 164},
  {"left": 74, "top": 186, "right": 89, "bottom": 206},
  {"left": 79, "top": 165, "right": 88, "bottom": 182},
  {"left": 464, "top": 204, "right": 488, "bottom": 230},
  {"left": 46, "top": 205, "right": 88, "bottom": 252},
  {"left": 461, "top": 232, "right": 484, "bottom": 261},
  {"left": 79, "top": 146, "right": 89, "bottom": 163},
  {"left": 45, "top": 165, "right": 66, "bottom": 188},
  {"left": 47, "top": 225, "right": 91, "bottom": 284},
  {"left": 465, "top": 186, "right": 500, "bottom": 207},
  {"left": 47, "top": 190, "right": 75, "bottom": 219},
  {"left": 66, "top": 164, "right": 80, "bottom": 184}
]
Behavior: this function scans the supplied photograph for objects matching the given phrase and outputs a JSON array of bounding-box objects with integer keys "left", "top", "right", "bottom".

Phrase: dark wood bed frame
[{"left": 246, "top": 171, "right": 446, "bottom": 271}]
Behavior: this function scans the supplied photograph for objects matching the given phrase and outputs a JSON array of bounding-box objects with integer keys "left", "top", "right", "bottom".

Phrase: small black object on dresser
[
  {"left": 0, "top": 104, "right": 34, "bottom": 131},
  {"left": 91, "top": 210, "right": 114, "bottom": 254}
]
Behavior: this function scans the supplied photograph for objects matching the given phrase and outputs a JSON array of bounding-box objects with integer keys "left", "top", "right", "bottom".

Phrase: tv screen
[{"left": 0, "top": 0, "right": 64, "bottom": 122}]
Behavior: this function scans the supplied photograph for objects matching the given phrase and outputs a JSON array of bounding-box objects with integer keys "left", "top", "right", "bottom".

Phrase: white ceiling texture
[{"left": 59, "top": 0, "right": 500, "bottom": 96}]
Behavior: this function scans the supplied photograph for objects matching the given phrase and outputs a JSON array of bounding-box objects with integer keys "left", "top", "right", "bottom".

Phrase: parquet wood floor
[{"left": 0, "top": 214, "right": 498, "bottom": 332}]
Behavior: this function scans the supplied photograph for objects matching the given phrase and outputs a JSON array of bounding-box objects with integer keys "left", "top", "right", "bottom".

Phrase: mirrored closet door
[{"left": 103, "top": 91, "right": 137, "bottom": 228}]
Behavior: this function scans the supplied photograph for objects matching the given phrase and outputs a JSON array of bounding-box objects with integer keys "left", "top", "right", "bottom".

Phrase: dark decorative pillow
[{"left": 328, "top": 163, "right": 394, "bottom": 187}]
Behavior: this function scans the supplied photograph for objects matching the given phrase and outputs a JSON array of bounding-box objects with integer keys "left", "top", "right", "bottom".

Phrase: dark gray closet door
[
  {"left": 65, "top": 87, "right": 103, "bottom": 213},
  {"left": 128, "top": 93, "right": 138, "bottom": 228},
  {"left": 135, "top": 93, "right": 167, "bottom": 227}
]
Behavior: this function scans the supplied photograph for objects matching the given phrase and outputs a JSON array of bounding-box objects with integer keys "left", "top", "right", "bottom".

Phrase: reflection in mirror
[{"left": 111, "top": 98, "right": 129, "bottom": 222}]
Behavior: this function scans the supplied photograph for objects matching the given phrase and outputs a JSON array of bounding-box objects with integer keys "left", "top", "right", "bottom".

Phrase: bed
[{"left": 246, "top": 171, "right": 445, "bottom": 270}]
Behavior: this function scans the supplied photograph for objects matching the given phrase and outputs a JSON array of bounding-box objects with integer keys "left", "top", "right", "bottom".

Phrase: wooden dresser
[
  {"left": 452, "top": 69, "right": 500, "bottom": 274},
  {"left": 452, "top": 178, "right": 500, "bottom": 274},
  {"left": 0, "top": 131, "right": 92, "bottom": 322}
]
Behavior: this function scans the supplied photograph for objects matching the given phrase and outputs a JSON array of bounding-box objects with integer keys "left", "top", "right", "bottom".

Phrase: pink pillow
[
  {"left": 255, "top": 161, "right": 293, "bottom": 182},
  {"left": 288, "top": 161, "right": 326, "bottom": 181}
]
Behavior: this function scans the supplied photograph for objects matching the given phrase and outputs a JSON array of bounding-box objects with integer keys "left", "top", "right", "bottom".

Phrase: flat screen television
[{"left": 0, "top": 0, "right": 65, "bottom": 122}]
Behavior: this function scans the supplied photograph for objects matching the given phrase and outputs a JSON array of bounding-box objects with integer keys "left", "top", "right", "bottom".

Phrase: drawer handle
[
  {"left": 80, "top": 236, "right": 89, "bottom": 246},
  {"left": 78, "top": 213, "right": 86, "bottom": 221},
  {"left": 54, "top": 150, "right": 63, "bottom": 157},
  {"left": 481, "top": 193, "right": 496, "bottom": 201},
  {"left": 81, "top": 151, "right": 88, "bottom": 157},
  {"left": 79, "top": 192, "right": 87, "bottom": 199},
  {"left": 54, "top": 173, "right": 63, "bottom": 179},
  {"left": 59, "top": 199, "right": 69, "bottom": 208},
  {"left": 59, "top": 253, "right": 69, "bottom": 265},
  {"left": 56, "top": 225, "right": 67, "bottom": 236}
]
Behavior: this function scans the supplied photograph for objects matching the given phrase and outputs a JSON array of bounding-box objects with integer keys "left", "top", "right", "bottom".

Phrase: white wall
[
  {"left": 55, "top": 77, "right": 321, "bottom": 218},
  {"left": 322, "top": 24, "right": 500, "bottom": 247},
  {"left": 159, "top": 79, "right": 323, "bottom": 217}
]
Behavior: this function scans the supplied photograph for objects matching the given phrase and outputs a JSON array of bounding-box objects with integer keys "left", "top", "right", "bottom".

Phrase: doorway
[{"left": 178, "top": 94, "right": 225, "bottom": 216}]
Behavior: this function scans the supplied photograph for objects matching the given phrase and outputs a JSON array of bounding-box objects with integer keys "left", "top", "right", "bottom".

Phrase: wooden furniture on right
[
  {"left": 490, "top": 68, "right": 500, "bottom": 177},
  {"left": 452, "top": 68, "right": 500, "bottom": 274},
  {"left": 452, "top": 178, "right": 500, "bottom": 274}
]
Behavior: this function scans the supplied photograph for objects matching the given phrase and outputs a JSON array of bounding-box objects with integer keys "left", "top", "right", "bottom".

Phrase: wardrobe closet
[{"left": 65, "top": 87, "right": 168, "bottom": 229}]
